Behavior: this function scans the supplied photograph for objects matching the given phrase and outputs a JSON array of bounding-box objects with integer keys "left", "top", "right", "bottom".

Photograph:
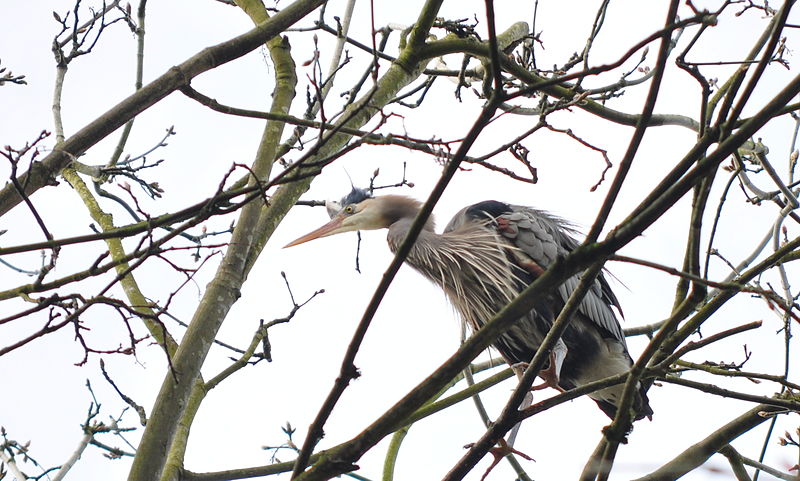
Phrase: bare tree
[{"left": 1, "top": 1, "right": 799, "bottom": 481}]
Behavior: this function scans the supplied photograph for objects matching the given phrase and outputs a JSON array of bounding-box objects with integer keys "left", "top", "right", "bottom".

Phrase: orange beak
[{"left": 284, "top": 215, "right": 346, "bottom": 248}]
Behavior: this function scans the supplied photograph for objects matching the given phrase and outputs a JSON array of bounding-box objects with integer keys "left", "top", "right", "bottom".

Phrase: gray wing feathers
[
  {"left": 502, "top": 206, "right": 626, "bottom": 342},
  {"left": 558, "top": 276, "right": 625, "bottom": 342},
  {"left": 502, "top": 211, "right": 560, "bottom": 264}
]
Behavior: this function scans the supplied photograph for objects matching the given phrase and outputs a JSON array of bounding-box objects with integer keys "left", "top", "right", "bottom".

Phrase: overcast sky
[{"left": 1, "top": 1, "right": 799, "bottom": 480}]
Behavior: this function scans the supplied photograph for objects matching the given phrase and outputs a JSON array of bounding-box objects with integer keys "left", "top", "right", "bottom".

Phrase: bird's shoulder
[{"left": 445, "top": 200, "right": 578, "bottom": 266}]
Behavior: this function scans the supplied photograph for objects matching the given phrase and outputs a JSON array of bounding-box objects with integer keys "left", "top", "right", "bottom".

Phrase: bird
[{"left": 285, "top": 187, "right": 652, "bottom": 421}]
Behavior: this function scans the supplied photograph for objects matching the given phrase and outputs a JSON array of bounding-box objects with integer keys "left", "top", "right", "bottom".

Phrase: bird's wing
[
  {"left": 450, "top": 202, "right": 625, "bottom": 343},
  {"left": 504, "top": 205, "right": 625, "bottom": 342}
]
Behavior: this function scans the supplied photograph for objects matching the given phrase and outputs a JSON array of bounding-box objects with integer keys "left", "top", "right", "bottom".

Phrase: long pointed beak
[{"left": 284, "top": 215, "right": 345, "bottom": 248}]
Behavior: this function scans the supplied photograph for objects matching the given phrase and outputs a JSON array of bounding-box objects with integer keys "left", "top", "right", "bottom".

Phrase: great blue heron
[{"left": 286, "top": 188, "right": 652, "bottom": 421}]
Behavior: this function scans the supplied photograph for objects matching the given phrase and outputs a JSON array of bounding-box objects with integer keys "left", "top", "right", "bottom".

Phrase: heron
[{"left": 285, "top": 188, "right": 652, "bottom": 421}]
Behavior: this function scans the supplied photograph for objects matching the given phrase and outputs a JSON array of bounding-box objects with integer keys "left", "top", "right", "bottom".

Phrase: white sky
[{"left": 1, "top": 1, "right": 799, "bottom": 480}]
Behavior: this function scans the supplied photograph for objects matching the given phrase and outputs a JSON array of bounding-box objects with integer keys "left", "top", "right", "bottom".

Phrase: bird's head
[
  {"left": 284, "top": 190, "right": 429, "bottom": 248},
  {"left": 284, "top": 188, "right": 382, "bottom": 248}
]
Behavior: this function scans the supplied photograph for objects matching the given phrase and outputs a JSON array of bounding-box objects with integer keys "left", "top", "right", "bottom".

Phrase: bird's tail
[{"left": 595, "top": 383, "right": 653, "bottom": 422}]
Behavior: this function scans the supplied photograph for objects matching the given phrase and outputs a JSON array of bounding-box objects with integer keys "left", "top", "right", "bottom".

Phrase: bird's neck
[
  {"left": 381, "top": 196, "right": 436, "bottom": 232},
  {"left": 385, "top": 203, "right": 436, "bottom": 253},
  {"left": 388, "top": 218, "right": 437, "bottom": 254}
]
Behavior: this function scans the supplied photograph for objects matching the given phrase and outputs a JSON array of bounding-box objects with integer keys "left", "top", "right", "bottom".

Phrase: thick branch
[{"left": 632, "top": 404, "right": 785, "bottom": 481}]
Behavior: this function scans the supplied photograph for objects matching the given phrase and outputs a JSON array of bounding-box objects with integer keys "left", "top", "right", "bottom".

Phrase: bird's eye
[{"left": 344, "top": 205, "right": 355, "bottom": 214}]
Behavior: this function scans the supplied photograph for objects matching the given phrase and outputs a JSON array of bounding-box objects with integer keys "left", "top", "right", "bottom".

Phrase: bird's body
[{"left": 287, "top": 191, "right": 652, "bottom": 421}]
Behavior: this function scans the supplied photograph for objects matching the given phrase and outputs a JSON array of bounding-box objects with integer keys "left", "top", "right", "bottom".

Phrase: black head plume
[{"left": 326, "top": 186, "right": 373, "bottom": 218}]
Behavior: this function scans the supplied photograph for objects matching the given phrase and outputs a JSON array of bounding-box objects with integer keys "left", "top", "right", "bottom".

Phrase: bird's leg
[
  {"left": 506, "top": 343, "right": 568, "bottom": 449},
  {"left": 530, "top": 339, "right": 568, "bottom": 391},
  {"left": 505, "top": 340, "right": 569, "bottom": 448},
  {"left": 465, "top": 439, "right": 535, "bottom": 481},
  {"left": 506, "top": 391, "right": 533, "bottom": 447},
  {"left": 465, "top": 368, "right": 535, "bottom": 474},
  {"left": 530, "top": 352, "right": 564, "bottom": 391}
]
